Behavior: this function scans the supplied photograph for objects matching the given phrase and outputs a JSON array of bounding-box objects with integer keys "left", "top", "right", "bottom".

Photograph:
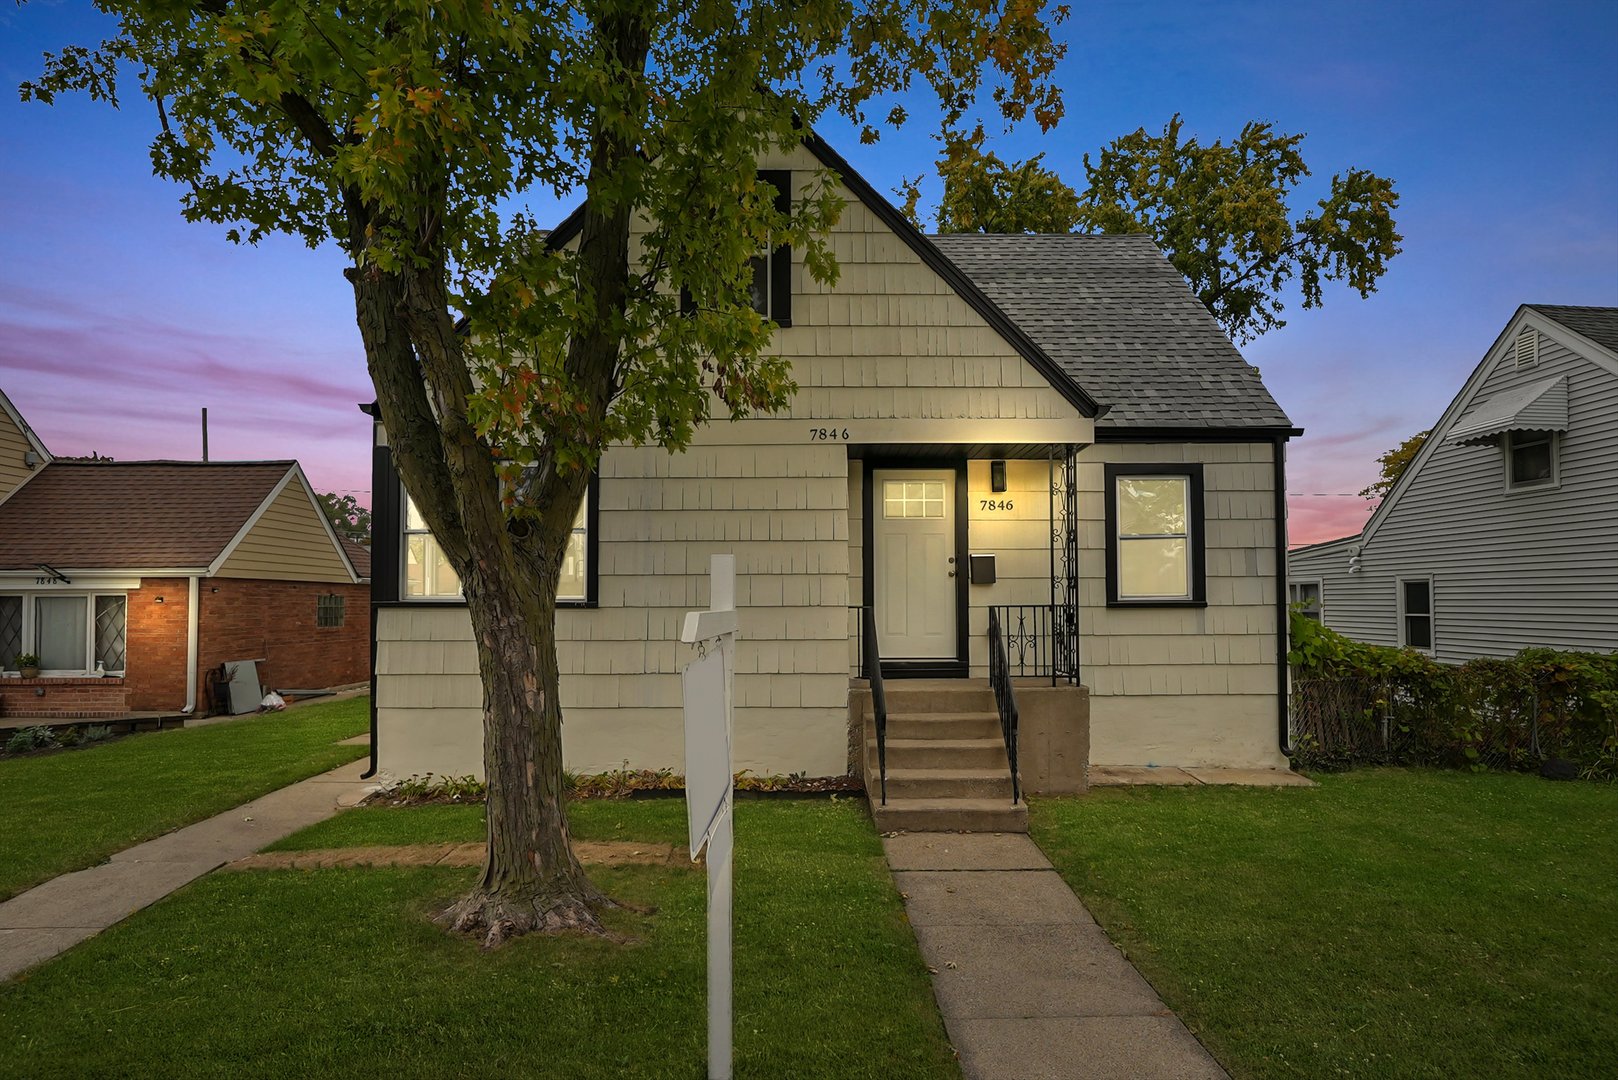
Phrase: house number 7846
[{"left": 808, "top": 427, "right": 850, "bottom": 440}]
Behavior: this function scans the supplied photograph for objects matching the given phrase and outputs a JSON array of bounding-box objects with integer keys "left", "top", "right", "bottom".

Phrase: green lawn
[
  {"left": 0, "top": 696, "right": 369, "bottom": 901},
  {"left": 0, "top": 799, "right": 958, "bottom": 1080},
  {"left": 1031, "top": 769, "right": 1618, "bottom": 1079},
  {"left": 264, "top": 796, "right": 690, "bottom": 850}
]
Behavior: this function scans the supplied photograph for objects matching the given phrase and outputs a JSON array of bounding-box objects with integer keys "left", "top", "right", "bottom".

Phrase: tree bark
[{"left": 351, "top": 255, "right": 609, "bottom": 947}]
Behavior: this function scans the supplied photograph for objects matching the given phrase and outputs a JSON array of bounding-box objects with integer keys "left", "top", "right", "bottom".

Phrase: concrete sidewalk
[
  {"left": 886, "top": 832, "right": 1227, "bottom": 1080},
  {"left": 0, "top": 759, "right": 373, "bottom": 981}
]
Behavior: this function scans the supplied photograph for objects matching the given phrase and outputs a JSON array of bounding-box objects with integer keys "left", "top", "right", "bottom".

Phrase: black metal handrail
[
  {"left": 858, "top": 605, "right": 889, "bottom": 805},
  {"left": 987, "top": 607, "right": 1022, "bottom": 806}
]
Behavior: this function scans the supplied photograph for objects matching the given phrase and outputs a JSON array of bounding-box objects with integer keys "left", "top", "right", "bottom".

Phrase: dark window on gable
[
  {"left": 1507, "top": 431, "right": 1555, "bottom": 488},
  {"left": 680, "top": 170, "right": 792, "bottom": 326},
  {"left": 1400, "top": 579, "right": 1432, "bottom": 650},
  {"left": 317, "top": 594, "right": 346, "bottom": 628}
]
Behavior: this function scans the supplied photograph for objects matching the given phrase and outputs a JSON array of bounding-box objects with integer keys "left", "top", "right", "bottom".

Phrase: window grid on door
[{"left": 883, "top": 480, "right": 946, "bottom": 519}]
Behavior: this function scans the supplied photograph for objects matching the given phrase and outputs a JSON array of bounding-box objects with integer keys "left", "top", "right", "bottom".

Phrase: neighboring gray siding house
[
  {"left": 1289, "top": 305, "right": 1618, "bottom": 662},
  {"left": 368, "top": 133, "right": 1299, "bottom": 784}
]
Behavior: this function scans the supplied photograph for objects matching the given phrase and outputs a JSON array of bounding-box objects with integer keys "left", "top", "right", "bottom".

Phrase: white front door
[{"left": 873, "top": 469, "right": 957, "bottom": 659}]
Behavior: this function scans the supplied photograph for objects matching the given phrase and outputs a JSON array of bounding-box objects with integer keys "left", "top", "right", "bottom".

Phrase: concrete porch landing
[{"left": 1090, "top": 766, "right": 1315, "bottom": 788}]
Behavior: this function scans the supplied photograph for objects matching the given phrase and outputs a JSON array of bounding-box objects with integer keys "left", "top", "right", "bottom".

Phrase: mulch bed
[{"left": 364, "top": 774, "right": 865, "bottom": 808}]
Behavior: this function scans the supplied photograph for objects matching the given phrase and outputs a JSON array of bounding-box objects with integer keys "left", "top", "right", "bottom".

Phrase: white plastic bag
[{"left": 258, "top": 691, "right": 287, "bottom": 712}]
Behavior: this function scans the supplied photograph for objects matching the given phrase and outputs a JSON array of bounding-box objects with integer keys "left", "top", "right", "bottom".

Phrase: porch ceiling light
[{"left": 990, "top": 460, "right": 1007, "bottom": 492}]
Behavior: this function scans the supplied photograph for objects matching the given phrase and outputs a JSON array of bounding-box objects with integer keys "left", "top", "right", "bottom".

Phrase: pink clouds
[{"left": 0, "top": 290, "right": 373, "bottom": 503}]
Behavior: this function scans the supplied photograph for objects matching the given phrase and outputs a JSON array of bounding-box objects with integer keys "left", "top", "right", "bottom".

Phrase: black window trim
[
  {"left": 679, "top": 169, "right": 792, "bottom": 327},
  {"left": 1104, "top": 462, "right": 1208, "bottom": 608},
  {"left": 371, "top": 440, "right": 600, "bottom": 609}
]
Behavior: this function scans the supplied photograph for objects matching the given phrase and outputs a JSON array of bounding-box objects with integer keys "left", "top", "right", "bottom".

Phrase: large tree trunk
[
  {"left": 440, "top": 537, "right": 609, "bottom": 944},
  {"left": 352, "top": 260, "right": 610, "bottom": 947}
]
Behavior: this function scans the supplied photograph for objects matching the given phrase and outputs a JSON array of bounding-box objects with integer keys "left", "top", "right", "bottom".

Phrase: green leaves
[
  {"left": 1359, "top": 429, "right": 1430, "bottom": 502},
  {"left": 912, "top": 113, "right": 1404, "bottom": 344}
]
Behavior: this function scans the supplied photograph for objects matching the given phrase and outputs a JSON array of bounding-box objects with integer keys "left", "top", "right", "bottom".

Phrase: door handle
[{"left": 948, "top": 570, "right": 957, "bottom": 578}]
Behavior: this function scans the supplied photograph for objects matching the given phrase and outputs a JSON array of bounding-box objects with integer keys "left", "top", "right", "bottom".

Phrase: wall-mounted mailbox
[{"left": 968, "top": 553, "right": 997, "bottom": 585}]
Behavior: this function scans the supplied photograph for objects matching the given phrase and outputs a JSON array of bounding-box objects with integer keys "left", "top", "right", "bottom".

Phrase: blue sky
[{"left": 2, "top": 1, "right": 1615, "bottom": 542}]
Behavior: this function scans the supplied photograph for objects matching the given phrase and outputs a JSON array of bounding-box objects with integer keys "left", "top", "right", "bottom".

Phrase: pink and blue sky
[{"left": 2, "top": 1, "right": 1615, "bottom": 544}]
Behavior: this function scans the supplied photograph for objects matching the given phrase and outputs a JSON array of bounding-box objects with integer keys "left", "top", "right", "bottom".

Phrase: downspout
[
  {"left": 182, "top": 575, "right": 200, "bottom": 713},
  {"left": 362, "top": 607, "right": 378, "bottom": 779},
  {"left": 1273, "top": 436, "right": 1290, "bottom": 754}
]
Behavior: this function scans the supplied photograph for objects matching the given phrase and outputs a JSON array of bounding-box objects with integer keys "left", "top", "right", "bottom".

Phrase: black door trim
[{"left": 861, "top": 456, "right": 970, "bottom": 677}]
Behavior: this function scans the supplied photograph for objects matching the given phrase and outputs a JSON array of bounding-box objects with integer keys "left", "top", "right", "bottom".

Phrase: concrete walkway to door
[
  {"left": 0, "top": 759, "right": 372, "bottom": 981},
  {"left": 885, "top": 832, "right": 1227, "bottom": 1080}
]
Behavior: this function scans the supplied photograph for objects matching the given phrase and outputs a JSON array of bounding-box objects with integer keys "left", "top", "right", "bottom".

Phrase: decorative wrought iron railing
[
  {"left": 990, "top": 604, "right": 1080, "bottom": 686},
  {"left": 850, "top": 604, "right": 888, "bottom": 805},
  {"left": 987, "top": 607, "right": 1022, "bottom": 806}
]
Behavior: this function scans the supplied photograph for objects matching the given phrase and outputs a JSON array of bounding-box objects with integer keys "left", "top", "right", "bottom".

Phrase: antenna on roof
[{"left": 202, "top": 407, "right": 209, "bottom": 462}]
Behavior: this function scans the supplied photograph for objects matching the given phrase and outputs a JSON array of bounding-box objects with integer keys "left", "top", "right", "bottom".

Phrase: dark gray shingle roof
[
  {"left": 1527, "top": 305, "right": 1618, "bottom": 355},
  {"left": 928, "top": 233, "right": 1293, "bottom": 429}
]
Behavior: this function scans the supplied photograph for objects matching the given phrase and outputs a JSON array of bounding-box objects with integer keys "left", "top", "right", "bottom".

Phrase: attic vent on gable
[{"left": 1514, "top": 327, "right": 1539, "bottom": 368}]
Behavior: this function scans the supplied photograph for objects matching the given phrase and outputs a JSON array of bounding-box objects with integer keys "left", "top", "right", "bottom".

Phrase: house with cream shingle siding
[
  {"left": 1288, "top": 305, "right": 1618, "bottom": 662},
  {"left": 0, "top": 399, "right": 370, "bottom": 720},
  {"left": 367, "top": 133, "right": 1299, "bottom": 799}
]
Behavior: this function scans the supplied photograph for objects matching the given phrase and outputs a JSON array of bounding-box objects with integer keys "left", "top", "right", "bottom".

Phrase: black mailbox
[{"left": 968, "top": 553, "right": 997, "bottom": 585}]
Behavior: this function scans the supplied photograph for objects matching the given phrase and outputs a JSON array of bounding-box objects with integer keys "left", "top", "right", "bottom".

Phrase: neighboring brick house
[{"left": 0, "top": 392, "right": 368, "bottom": 719}]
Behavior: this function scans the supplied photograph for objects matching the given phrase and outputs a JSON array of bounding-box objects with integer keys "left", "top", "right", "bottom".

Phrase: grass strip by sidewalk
[
  {"left": 0, "top": 696, "right": 369, "bottom": 901},
  {"left": 1030, "top": 768, "right": 1618, "bottom": 1079},
  {"left": 0, "top": 799, "right": 958, "bottom": 1080}
]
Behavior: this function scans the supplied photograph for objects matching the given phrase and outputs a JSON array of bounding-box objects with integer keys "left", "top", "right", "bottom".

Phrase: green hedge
[{"left": 1287, "top": 610, "right": 1618, "bottom": 779}]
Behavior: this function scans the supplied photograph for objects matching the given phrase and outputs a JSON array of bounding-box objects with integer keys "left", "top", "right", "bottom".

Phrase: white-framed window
[
  {"left": 1289, "top": 581, "right": 1323, "bottom": 622},
  {"left": 1504, "top": 430, "right": 1558, "bottom": 490},
  {"left": 1114, "top": 474, "right": 1194, "bottom": 601},
  {"left": 403, "top": 489, "right": 590, "bottom": 602},
  {"left": 1398, "top": 577, "right": 1434, "bottom": 651},
  {"left": 0, "top": 592, "right": 127, "bottom": 675}
]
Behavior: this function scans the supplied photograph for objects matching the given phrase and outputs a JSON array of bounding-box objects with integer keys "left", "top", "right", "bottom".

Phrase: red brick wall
[
  {"left": 123, "top": 578, "right": 193, "bottom": 711},
  {"left": 0, "top": 678, "right": 128, "bottom": 719},
  {"left": 3, "top": 579, "right": 369, "bottom": 715},
  {"left": 194, "top": 579, "right": 370, "bottom": 712}
]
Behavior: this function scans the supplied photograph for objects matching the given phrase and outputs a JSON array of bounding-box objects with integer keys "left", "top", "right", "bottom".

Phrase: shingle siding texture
[{"left": 927, "top": 233, "right": 1292, "bottom": 429}]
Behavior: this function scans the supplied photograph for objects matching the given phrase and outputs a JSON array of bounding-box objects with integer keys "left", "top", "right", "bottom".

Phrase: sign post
[{"left": 681, "top": 554, "right": 736, "bottom": 1080}]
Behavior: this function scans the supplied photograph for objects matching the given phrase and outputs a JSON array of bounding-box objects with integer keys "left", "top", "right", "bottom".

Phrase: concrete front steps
[{"left": 864, "top": 683, "right": 1027, "bottom": 834}]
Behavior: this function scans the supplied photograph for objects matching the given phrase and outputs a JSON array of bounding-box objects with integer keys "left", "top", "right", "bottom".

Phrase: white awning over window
[{"left": 1447, "top": 375, "right": 1569, "bottom": 446}]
